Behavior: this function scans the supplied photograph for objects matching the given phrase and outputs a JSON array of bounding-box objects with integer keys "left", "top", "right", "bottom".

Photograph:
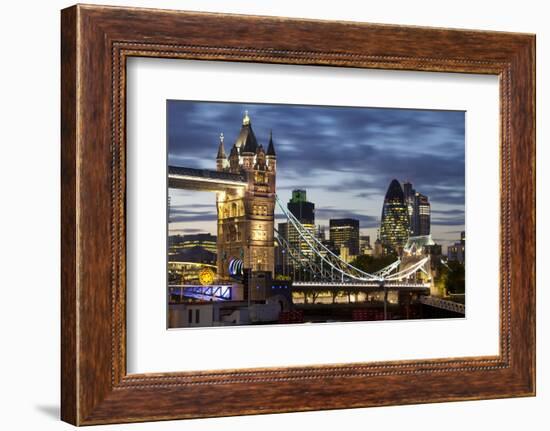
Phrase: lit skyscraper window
[{"left": 380, "top": 179, "right": 410, "bottom": 253}]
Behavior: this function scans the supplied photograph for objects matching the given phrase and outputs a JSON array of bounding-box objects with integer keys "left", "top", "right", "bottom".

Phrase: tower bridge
[{"left": 168, "top": 111, "right": 463, "bottom": 317}]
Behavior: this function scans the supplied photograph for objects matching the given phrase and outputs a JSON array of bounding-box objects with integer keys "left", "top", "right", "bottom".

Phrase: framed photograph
[
  {"left": 61, "top": 4, "right": 535, "bottom": 425},
  {"left": 164, "top": 100, "right": 465, "bottom": 330}
]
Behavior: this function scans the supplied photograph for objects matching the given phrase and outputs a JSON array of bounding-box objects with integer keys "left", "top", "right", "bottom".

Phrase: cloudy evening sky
[{"left": 167, "top": 100, "right": 465, "bottom": 251}]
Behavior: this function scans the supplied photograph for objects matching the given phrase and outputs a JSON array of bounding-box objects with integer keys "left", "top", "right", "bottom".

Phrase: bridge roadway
[
  {"left": 292, "top": 281, "right": 431, "bottom": 293},
  {"left": 168, "top": 166, "right": 247, "bottom": 192}
]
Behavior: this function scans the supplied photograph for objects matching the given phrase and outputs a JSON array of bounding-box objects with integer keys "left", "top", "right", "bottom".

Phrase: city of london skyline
[{"left": 168, "top": 101, "right": 465, "bottom": 251}]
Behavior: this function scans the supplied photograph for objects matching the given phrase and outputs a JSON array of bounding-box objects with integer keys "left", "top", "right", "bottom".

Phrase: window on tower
[{"left": 254, "top": 171, "right": 266, "bottom": 184}]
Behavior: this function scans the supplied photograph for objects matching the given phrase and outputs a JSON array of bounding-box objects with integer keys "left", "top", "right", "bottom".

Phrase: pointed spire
[
  {"left": 241, "top": 125, "right": 257, "bottom": 154},
  {"left": 216, "top": 132, "right": 226, "bottom": 159},
  {"left": 242, "top": 110, "right": 250, "bottom": 126},
  {"left": 267, "top": 129, "right": 276, "bottom": 156},
  {"left": 256, "top": 144, "right": 265, "bottom": 154}
]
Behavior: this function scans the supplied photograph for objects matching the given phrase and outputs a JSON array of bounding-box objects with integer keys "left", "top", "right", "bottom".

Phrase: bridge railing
[{"left": 419, "top": 295, "right": 465, "bottom": 315}]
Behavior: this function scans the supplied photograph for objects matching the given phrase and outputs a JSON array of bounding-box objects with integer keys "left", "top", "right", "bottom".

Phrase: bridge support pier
[
  {"left": 398, "top": 290, "right": 414, "bottom": 319},
  {"left": 380, "top": 281, "right": 388, "bottom": 320}
]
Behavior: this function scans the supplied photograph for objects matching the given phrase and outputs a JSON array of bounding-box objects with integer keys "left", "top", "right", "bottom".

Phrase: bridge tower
[
  {"left": 215, "top": 112, "right": 277, "bottom": 280},
  {"left": 401, "top": 235, "right": 435, "bottom": 292}
]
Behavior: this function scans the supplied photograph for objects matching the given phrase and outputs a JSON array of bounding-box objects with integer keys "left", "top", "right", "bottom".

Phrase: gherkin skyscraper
[{"left": 380, "top": 179, "right": 409, "bottom": 253}]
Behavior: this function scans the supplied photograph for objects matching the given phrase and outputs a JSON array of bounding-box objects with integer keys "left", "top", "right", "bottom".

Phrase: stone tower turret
[
  {"left": 266, "top": 129, "right": 277, "bottom": 173},
  {"left": 216, "top": 133, "right": 226, "bottom": 171},
  {"left": 215, "top": 112, "right": 276, "bottom": 280}
]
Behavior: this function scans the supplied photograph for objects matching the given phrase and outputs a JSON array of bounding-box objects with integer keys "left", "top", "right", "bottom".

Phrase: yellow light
[{"left": 198, "top": 267, "right": 215, "bottom": 285}]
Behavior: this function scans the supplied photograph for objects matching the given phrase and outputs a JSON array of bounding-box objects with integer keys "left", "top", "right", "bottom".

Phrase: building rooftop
[
  {"left": 234, "top": 112, "right": 259, "bottom": 154},
  {"left": 385, "top": 179, "right": 405, "bottom": 202},
  {"left": 267, "top": 130, "right": 276, "bottom": 156}
]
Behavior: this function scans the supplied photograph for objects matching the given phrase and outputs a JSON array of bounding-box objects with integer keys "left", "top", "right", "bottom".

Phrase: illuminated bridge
[
  {"left": 167, "top": 165, "right": 432, "bottom": 287},
  {"left": 293, "top": 281, "right": 430, "bottom": 290},
  {"left": 274, "top": 196, "right": 431, "bottom": 285},
  {"left": 168, "top": 165, "right": 463, "bottom": 314}
]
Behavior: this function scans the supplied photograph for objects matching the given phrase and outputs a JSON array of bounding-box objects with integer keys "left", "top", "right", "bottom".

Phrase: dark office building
[
  {"left": 287, "top": 189, "right": 315, "bottom": 224},
  {"left": 415, "top": 193, "right": 431, "bottom": 236},
  {"left": 403, "top": 181, "right": 431, "bottom": 236},
  {"left": 277, "top": 190, "right": 316, "bottom": 270},
  {"left": 448, "top": 231, "right": 466, "bottom": 264},
  {"left": 329, "top": 218, "right": 360, "bottom": 256}
]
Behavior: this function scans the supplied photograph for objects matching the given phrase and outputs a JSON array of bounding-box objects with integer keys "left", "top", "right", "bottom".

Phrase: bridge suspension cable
[
  {"left": 276, "top": 196, "right": 380, "bottom": 281},
  {"left": 276, "top": 196, "right": 408, "bottom": 282},
  {"left": 275, "top": 195, "right": 429, "bottom": 284},
  {"left": 374, "top": 259, "right": 401, "bottom": 277},
  {"left": 274, "top": 227, "right": 333, "bottom": 280}
]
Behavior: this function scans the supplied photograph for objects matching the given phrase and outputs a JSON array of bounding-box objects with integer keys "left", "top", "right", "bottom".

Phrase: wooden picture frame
[{"left": 61, "top": 4, "right": 535, "bottom": 425}]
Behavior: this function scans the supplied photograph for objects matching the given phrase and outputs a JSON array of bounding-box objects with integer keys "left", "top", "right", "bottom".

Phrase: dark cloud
[
  {"left": 277, "top": 182, "right": 327, "bottom": 191},
  {"left": 326, "top": 179, "right": 378, "bottom": 193},
  {"left": 431, "top": 209, "right": 465, "bottom": 216},
  {"left": 314, "top": 208, "right": 379, "bottom": 228},
  {"left": 167, "top": 100, "right": 465, "bottom": 240},
  {"left": 430, "top": 217, "right": 466, "bottom": 226},
  {"left": 169, "top": 227, "right": 207, "bottom": 234},
  {"left": 170, "top": 203, "right": 215, "bottom": 209},
  {"left": 430, "top": 207, "right": 465, "bottom": 226},
  {"left": 274, "top": 207, "right": 379, "bottom": 229},
  {"left": 169, "top": 207, "right": 216, "bottom": 224}
]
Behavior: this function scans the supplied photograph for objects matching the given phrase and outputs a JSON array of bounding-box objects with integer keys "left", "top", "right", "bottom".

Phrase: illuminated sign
[{"left": 228, "top": 258, "right": 243, "bottom": 277}]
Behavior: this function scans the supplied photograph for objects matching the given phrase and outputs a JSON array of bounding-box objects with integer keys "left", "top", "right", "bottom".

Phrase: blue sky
[{"left": 167, "top": 100, "right": 465, "bottom": 250}]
